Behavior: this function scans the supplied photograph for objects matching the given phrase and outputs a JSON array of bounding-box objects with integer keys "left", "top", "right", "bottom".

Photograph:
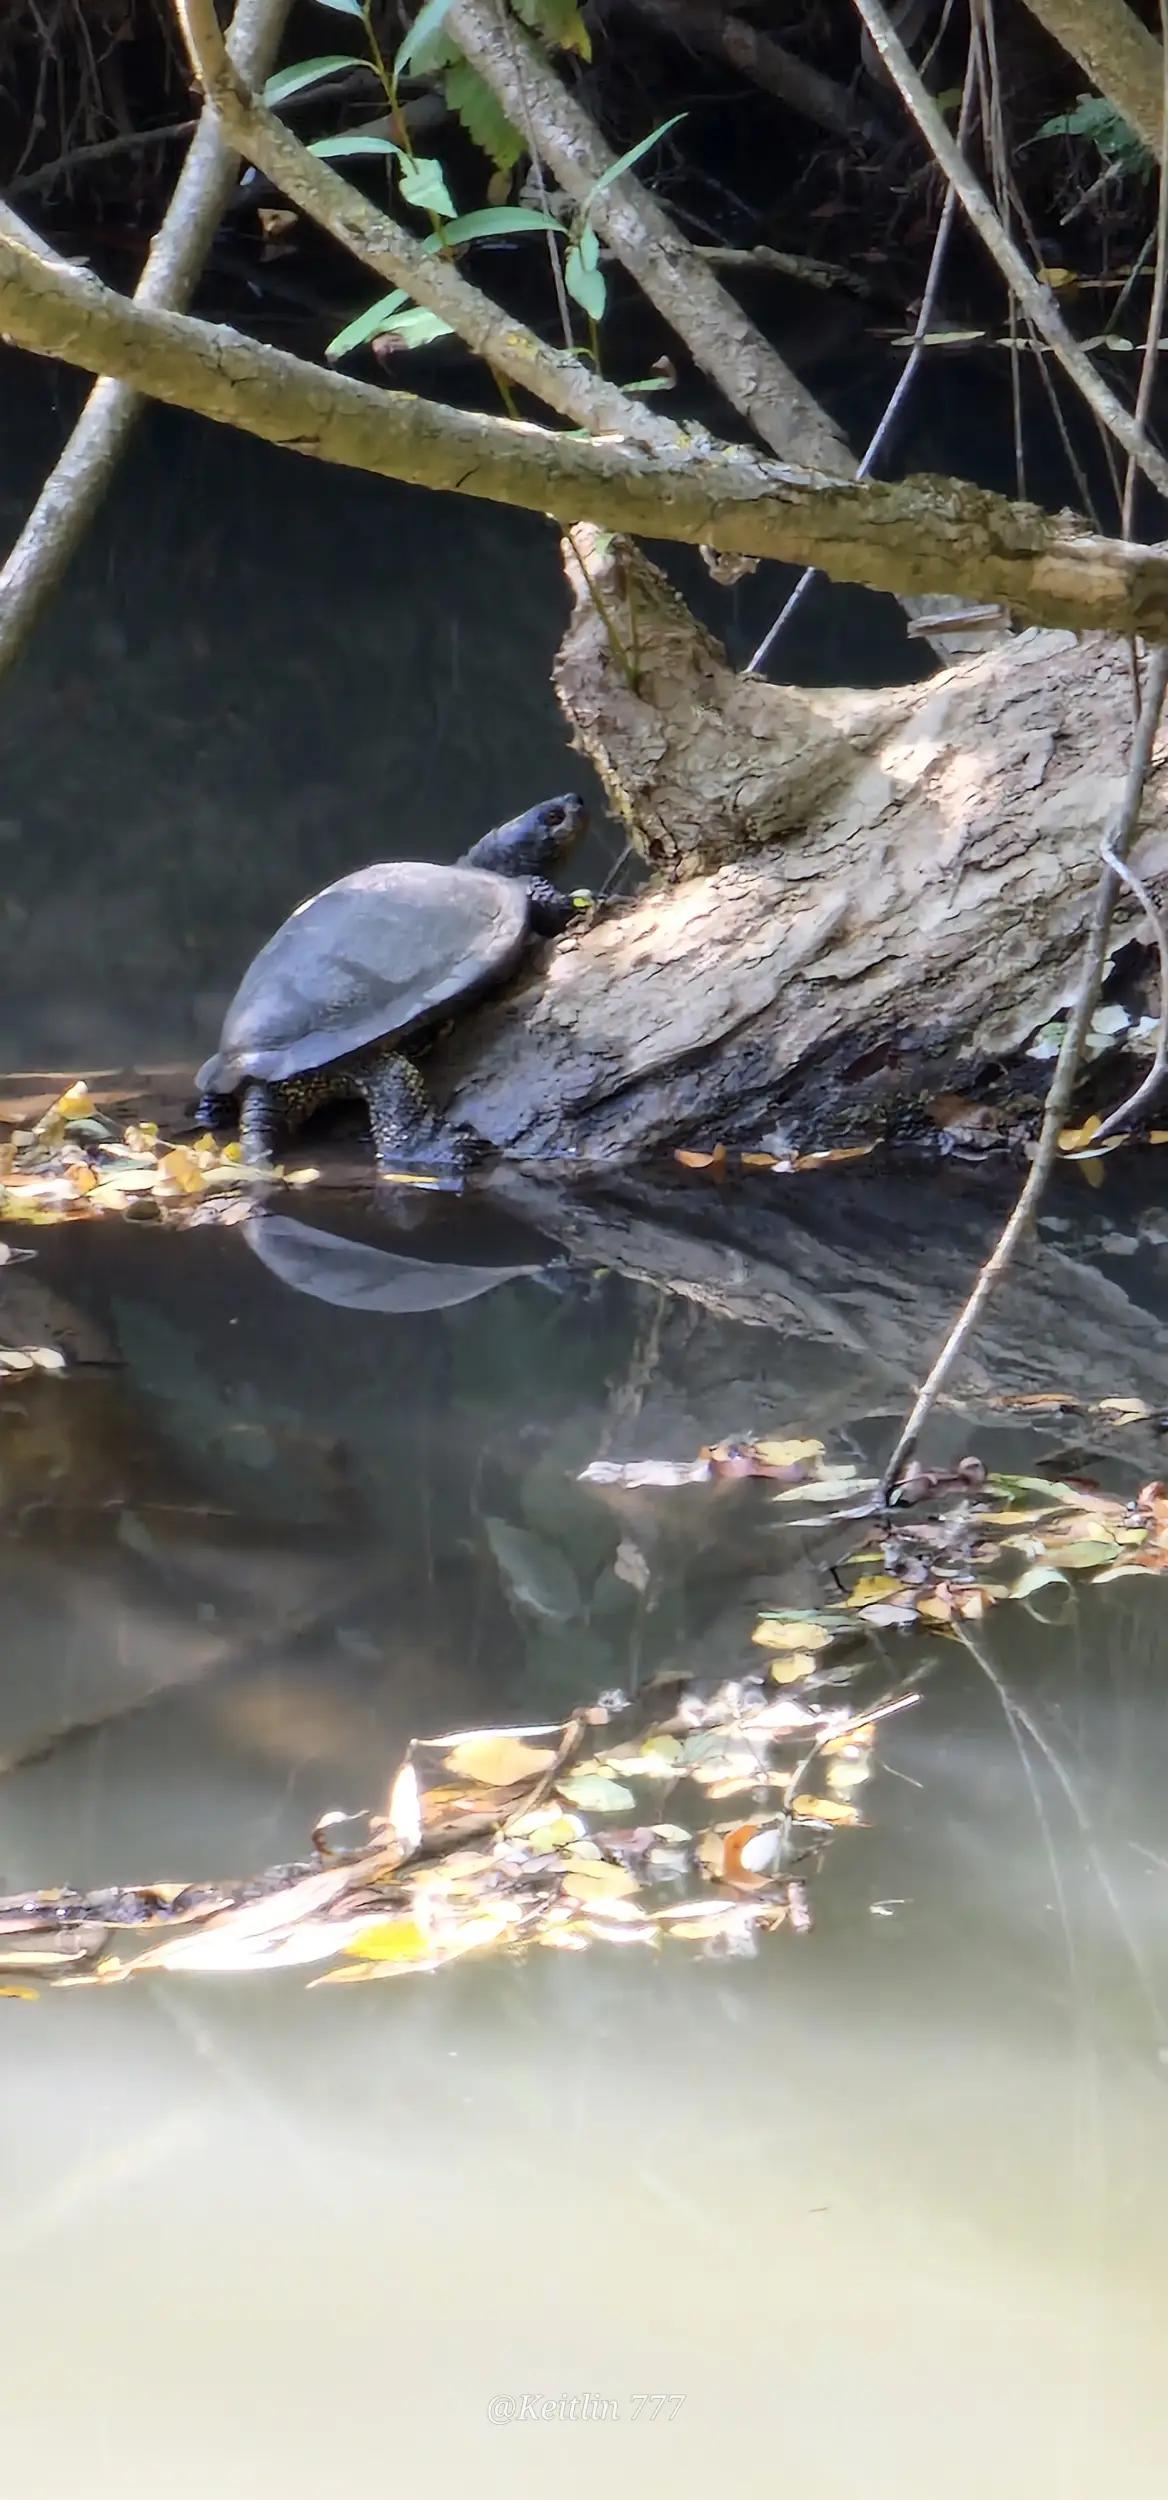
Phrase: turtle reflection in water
[{"left": 196, "top": 793, "right": 588, "bottom": 1173}]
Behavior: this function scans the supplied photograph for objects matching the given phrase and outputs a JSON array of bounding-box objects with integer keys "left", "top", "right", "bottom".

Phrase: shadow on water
[{"left": 4, "top": 1163, "right": 1168, "bottom": 2497}]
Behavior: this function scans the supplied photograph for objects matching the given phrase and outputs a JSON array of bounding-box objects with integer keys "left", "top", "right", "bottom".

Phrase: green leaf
[
  {"left": 436, "top": 205, "right": 564, "bottom": 243},
  {"left": 312, "top": 0, "right": 365, "bottom": 15},
  {"left": 557, "top": 1772, "right": 636, "bottom": 1812},
  {"left": 372, "top": 305, "right": 454, "bottom": 348},
  {"left": 582, "top": 113, "right": 685, "bottom": 212},
  {"left": 513, "top": 0, "right": 591, "bottom": 56},
  {"left": 262, "top": 54, "right": 367, "bottom": 105},
  {"left": 395, "top": 0, "right": 457, "bottom": 78},
  {"left": 308, "top": 132, "right": 399, "bottom": 158},
  {"left": 442, "top": 60, "right": 524, "bottom": 169},
  {"left": 624, "top": 375, "right": 676, "bottom": 393},
  {"left": 325, "top": 287, "right": 409, "bottom": 359},
  {"left": 397, "top": 154, "right": 456, "bottom": 217},
  {"left": 1035, "top": 94, "right": 1150, "bottom": 168},
  {"left": 1010, "top": 1563, "right": 1072, "bottom": 1615},
  {"left": 565, "top": 240, "right": 605, "bottom": 320}
]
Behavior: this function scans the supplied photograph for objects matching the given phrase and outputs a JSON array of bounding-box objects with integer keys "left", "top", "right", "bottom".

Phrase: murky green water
[
  {"left": 4, "top": 1167, "right": 1168, "bottom": 2500},
  {"left": 3, "top": 367, "right": 1168, "bottom": 2495}
]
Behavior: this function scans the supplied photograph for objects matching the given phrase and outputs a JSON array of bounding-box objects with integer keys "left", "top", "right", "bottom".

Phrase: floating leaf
[
  {"left": 846, "top": 1574, "right": 903, "bottom": 1606},
  {"left": 752, "top": 1619, "right": 833, "bottom": 1652},
  {"left": 444, "top": 1733, "right": 557, "bottom": 1786},
  {"left": 790, "top": 1794, "right": 860, "bottom": 1826},
  {"left": 345, "top": 1916, "right": 433, "bottom": 1964},
  {"left": 561, "top": 1860, "right": 639, "bottom": 1903},
  {"left": 753, "top": 1438, "right": 824, "bottom": 1468},
  {"left": 557, "top": 1772, "right": 636, "bottom": 1812}
]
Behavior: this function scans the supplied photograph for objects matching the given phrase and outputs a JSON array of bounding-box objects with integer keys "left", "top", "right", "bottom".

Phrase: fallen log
[{"left": 437, "top": 532, "right": 1168, "bottom": 1162}]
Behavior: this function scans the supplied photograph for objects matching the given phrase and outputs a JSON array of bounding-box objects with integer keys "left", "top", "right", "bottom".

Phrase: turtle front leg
[
  {"left": 353, "top": 1048, "right": 468, "bottom": 1177},
  {"left": 525, "top": 875, "right": 582, "bottom": 938}
]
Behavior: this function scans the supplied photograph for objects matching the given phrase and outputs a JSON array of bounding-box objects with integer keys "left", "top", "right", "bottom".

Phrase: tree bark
[
  {"left": 1025, "top": 0, "right": 1164, "bottom": 163},
  {"left": 0, "top": 0, "right": 293, "bottom": 683},
  {"left": 430, "top": 531, "right": 1168, "bottom": 1161},
  {"left": 4, "top": 218, "right": 1168, "bottom": 634}
]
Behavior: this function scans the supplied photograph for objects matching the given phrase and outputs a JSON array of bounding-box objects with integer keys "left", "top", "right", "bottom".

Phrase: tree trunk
[{"left": 436, "top": 531, "right": 1168, "bottom": 1160}]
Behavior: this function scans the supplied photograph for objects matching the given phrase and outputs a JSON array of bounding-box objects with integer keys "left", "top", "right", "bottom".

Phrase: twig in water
[{"left": 881, "top": 642, "right": 1168, "bottom": 1499}]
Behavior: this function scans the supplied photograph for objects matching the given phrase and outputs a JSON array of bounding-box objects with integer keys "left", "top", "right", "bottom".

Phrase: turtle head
[{"left": 461, "top": 792, "right": 588, "bottom": 879}]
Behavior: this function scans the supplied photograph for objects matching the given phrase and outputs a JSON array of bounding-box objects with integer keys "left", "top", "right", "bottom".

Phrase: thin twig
[
  {"left": 1088, "top": 838, "right": 1168, "bottom": 1141},
  {"left": 0, "top": 0, "right": 293, "bottom": 684},
  {"left": 851, "top": 0, "right": 1168, "bottom": 504},
  {"left": 746, "top": 38, "right": 980, "bottom": 676},
  {"left": 8, "top": 120, "right": 197, "bottom": 196},
  {"left": 880, "top": 642, "right": 1168, "bottom": 1499}
]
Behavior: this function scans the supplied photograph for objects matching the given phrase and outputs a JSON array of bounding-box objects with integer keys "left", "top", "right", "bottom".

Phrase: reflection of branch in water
[{"left": 954, "top": 1619, "right": 1168, "bottom": 2045}]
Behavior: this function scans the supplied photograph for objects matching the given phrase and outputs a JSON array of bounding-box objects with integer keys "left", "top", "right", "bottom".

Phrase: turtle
[{"left": 195, "top": 792, "right": 589, "bottom": 1172}]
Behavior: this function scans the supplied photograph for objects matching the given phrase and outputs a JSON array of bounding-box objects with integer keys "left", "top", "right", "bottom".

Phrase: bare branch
[
  {"left": 619, "top": 0, "right": 879, "bottom": 145},
  {"left": 853, "top": 0, "right": 1168, "bottom": 503},
  {"left": 446, "top": 0, "right": 853, "bottom": 478},
  {"left": 0, "top": 0, "right": 293, "bottom": 685},
  {"left": 7, "top": 220, "right": 1168, "bottom": 633},
  {"left": 174, "top": 0, "right": 682, "bottom": 451}
]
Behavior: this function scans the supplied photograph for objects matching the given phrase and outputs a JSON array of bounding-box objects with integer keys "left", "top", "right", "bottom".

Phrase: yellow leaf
[
  {"left": 751, "top": 1618, "right": 832, "bottom": 1652},
  {"left": 826, "top": 1758, "right": 870, "bottom": 1791},
  {"left": 752, "top": 1438, "right": 825, "bottom": 1468},
  {"left": 792, "top": 1144, "right": 875, "bottom": 1169},
  {"left": 916, "top": 1592, "right": 953, "bottom": 1622},
  {"left": 345, "top": 1916, "right": 432, "bottom": 1964},
  {"left": 1037, "top": 264, "right": 1076, "bottom": 288},
  {"left": 790, "top": 1793, "right": 860, "bottom": 1825},
  {"left": 159, "top": 1145, "right": 206, "bottom": 1195},
  {"left": 561, "top": 1859, "right": 639, "bottom": 1903},
  {"left": 444, "top": 1734, "right": 557, "bottom": 1787},
  {"left": 845, "top": 1573, "right": 902, "bottom": 1606},
  {"left": 1058, "top": 1117, "right": 1101, "bottom": 1152},
  {"left": 769, "top": 1653, "right": 819, "bottom": 1685},
  {"left": 54, "top": 1081, "right": 95, "bottom": 1120}
]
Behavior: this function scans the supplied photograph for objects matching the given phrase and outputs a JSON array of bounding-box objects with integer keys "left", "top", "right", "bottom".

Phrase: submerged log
[{"left": 437, "top": 532, "right": 1168, "bottom": 1161}]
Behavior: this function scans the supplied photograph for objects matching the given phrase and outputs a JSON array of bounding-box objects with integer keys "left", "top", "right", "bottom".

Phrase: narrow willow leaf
[
  {"left": 263, "top": 54, "right": 368, "bottom": 105},
  {"left": 308, "top": 133, "right": 399, "bottom": 159},
  {"left": 397, "top": 155, "right": 456, "bottom": 217},
  {"left": 582, "top": 113, "right": 685, "bottom": 212},
  {"left": 565, "top": 241, "right": 605, "bottom": 320},
  {"left": 325, "top": 287, "right": 409, "bottom": 359},
  {"left": 373, "top": 306, "right": 455, "bottom": 348},
  {"left": 395, "top": 0, "right": 457, "bottom": 77},
  {"left": 437, "top": 206, "right": 564, "bottom": 243}
]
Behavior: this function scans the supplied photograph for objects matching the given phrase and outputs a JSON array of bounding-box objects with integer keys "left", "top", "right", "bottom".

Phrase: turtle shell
[{"left": 196, "top": 861, "right": 531, "bottom": 1094}]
